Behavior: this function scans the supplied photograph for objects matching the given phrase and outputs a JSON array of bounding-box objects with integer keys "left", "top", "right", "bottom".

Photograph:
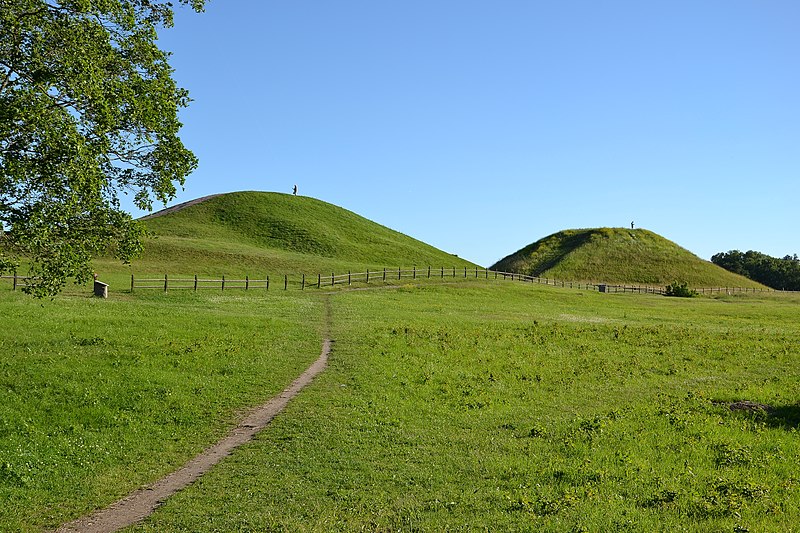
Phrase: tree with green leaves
[
  {"left": 1, "top": 0, "right": 204, "bottom": 297},
  {"left": 712, "top": 250, "right": 800, "bottom": 291}
]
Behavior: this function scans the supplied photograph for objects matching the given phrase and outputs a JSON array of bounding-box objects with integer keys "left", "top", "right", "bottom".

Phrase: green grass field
[
  {"left": 0, "top": 281, "right": 779, "bottom": 532},
  {"left": 3, "top": 193, "right": 798, "bottom": 531},
  {"left": 0, "top": 289, "right": 324, "bottom": 531},
  {"left": 2, "top": 282, "right": 799, "bottom": 531},
  {"left": 127, "top": 284, "right": 799, "bottom": 532}
]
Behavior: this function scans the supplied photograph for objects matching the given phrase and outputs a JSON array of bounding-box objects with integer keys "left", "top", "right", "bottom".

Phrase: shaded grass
[
  {"left": 130, "top": 283, "right": 800, "bottom": 532},
  {"left": 0, "top": 290, "right": 324, "bottom": 531}
]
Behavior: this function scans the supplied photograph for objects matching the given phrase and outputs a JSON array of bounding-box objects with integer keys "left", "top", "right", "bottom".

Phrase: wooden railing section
[
  {"left": 117, "top": 267, "right": 785, "bottom": 295},
  {"left": 1, "top": 270, "right": 789, "bottom": 295}
]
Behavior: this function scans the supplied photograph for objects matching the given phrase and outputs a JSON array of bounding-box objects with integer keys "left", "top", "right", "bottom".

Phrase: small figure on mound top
[
  {"left": 631, "top": 221, "right": 634, "bottom": 229},
  {"left": 292, "top": 184, "right": 298, "bottom": 196}
]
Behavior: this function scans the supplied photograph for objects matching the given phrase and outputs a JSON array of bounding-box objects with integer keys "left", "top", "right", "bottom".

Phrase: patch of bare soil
[
  {"left": 728, "top": 400, "right": 773, "bottom": 413},
  {"left": 54, "top": 339, "right": 332, "bottom": 533}
]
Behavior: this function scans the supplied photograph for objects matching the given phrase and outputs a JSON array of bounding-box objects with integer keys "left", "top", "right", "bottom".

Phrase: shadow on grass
[
  {"left": 724, "top": 400, "right": 800, "bottom": 430},
  {"left": 766, "top": 404, "right": 800, "bottom": 429}
]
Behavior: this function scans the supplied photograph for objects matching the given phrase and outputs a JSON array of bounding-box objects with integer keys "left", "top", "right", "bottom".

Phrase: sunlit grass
[
  {"left": 493, "top": 227, "right": 764, "bottom": 288},
  {"left": 92, "top": 191, "right": 477, "bottom": 290},
  {"left": 0, "top": 290, "right": 324, "bottom": 531},
  {"left": 130, "top": 283, "right": 800, "bottom": 532}
]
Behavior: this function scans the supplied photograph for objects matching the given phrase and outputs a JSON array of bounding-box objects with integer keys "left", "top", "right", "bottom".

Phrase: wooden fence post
[
  {"left": 266, "top": 275, "right": 270, "bottom": 290},
  {"left": 348, "top": 271, "right": 351, "bottom": 285},
  {"left": 301, "top": 274, "right": 305, "bottom": 290},
  {"left": 383, "top": 268, "right": 386, "bottom": 282},
  {"left": 428, "top": 266, "right": 431, "bottom": 278},
  {"left": 441, "top": 266, "right": 444, "bottom": 279},
  {"left": 246, "top": 276, "right": 250, "bottom": 290},
  {"left": 318, "top": 274, "right": 321, "bottom": 288},
  {"left": 464, "top": 266, "right": 467, "bottom": 278},
  {"left": 452, "top": 266, "right": 455, "bottom": 278},
  {"left": 130, "top": 274, "right": 134, "bottom": 293},
  {"left": 222, "top": 275, "right": 225, "bottom": 291},
  {"left": 413, "top": 266, "right": 416, "bottom": 279},
  {"left": 398, "top": 267, "right": 401, "bottom": 280},
  {"left": 331, "top": 272, "right": 334, "bottom": 287},
  {"left": 194, "top": 274, "right": 198, "bottom": 291},
  {"left": 284, "top": 274, "right": 288, "bottom": 290},
  {"left": 366, "top": 269, "right": 370, "bottom": 283}
]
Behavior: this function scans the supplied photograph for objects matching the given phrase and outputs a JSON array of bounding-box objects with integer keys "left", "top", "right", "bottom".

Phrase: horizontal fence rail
[
  {"left": 116, "top": 270, "right": 792, "bottom": 296},
  {"left": 1, "top": 273, "right": 791, "bottom": 296},
  {"left": 0, "top": 274, "right": 37, "bottom": 291}
]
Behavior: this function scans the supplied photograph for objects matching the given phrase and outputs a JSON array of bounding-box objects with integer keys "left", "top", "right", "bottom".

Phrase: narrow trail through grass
[
  {"left": 51, "top": 297, "right": 334, "bottom": 533},
  {"left": 127, "top": 283, "right": 800, "bottom": 532},
  {"left": 6, "top": 282, "right": 798, "bottom": 531}
]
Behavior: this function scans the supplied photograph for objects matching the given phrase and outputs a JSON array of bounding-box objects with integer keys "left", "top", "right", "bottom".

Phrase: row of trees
[{"left": 711, "top": 250, "right": 800, "bottom": 291}]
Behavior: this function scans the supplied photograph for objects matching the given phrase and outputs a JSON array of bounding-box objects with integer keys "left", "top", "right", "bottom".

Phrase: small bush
[{"left": 665, "top": 281, "right": 697, "bottom": 298}]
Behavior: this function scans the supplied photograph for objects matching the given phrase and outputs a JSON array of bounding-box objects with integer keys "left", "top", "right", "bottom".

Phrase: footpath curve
[{"left": 54, "top": 299, "right": 333, "bottom": 533}]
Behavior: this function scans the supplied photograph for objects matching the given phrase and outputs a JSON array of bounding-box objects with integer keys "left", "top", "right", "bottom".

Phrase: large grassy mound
[
  {"left": 491, "top": 227, "right": 763, "bottom": 288},
  {"left": 95, "top": 191, "right": 475, "bottom": 281}
]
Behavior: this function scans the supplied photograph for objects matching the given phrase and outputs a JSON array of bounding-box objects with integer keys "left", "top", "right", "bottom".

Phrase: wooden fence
[
  {"left": 0, "top": 274, "right": 35, "bottom": 291},
  {"left": 1, "top": 271, "right": 788, "bottom": 296},
  {"left": 123, "top": 268, "right": 784, "bottom": 295}
]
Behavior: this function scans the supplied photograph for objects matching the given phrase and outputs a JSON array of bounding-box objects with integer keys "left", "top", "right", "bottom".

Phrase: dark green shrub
[{"left": 665, "top": 281, "right": 697, "bottom": 298}]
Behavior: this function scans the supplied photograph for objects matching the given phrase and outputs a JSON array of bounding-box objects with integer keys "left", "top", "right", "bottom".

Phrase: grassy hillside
[
  {"left": 491, "top": 227, "right": 764, "bottom": 288},
  {"left": 94, "top": 191, "right": 475, "bottom": 285}
]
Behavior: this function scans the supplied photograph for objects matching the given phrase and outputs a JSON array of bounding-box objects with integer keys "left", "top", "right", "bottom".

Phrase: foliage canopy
[
  {"left": 0, "top": 0, "right": 204, "bottom": 296},
  {"left": 712, "top": 250, "right": 800, "bottom": 291}
]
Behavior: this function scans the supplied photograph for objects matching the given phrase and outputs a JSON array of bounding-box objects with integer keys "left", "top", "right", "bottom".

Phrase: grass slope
[
  {"left": 94, "top": 192, "right": 475, "bottom": 287},
  {"left": 491, "top": 227, "right": 763, "bottom": 288}
]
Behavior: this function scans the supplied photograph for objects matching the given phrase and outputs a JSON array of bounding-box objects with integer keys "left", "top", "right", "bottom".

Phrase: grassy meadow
[
  {"left": 2, "top": 192, "right": 798, "bottom": 531},
  {"left": 0, "top": 289, "right": 325, "bottom": 531},
  {"left": 116, "top": 282, "right": 800, "bottom": 532}
]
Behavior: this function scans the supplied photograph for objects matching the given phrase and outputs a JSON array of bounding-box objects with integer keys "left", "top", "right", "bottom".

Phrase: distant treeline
[{"left": 711, "top": 250, "right": 800, "bottom": 291}]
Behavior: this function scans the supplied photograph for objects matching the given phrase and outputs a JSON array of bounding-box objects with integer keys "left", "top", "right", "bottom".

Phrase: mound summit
[
  {"left": 490, "top": 227, "right": 762, "bottom": 288},
  {"left": 132, "top": 191, "right": 476, "bottom": 275}
]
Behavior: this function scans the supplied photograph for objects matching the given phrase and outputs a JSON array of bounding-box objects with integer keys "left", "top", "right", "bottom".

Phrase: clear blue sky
[{"left": 128, "top": 0, "right": 799, "bottom": 266}]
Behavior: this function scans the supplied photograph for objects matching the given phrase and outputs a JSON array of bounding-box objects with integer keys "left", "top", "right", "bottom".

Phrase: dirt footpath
[{"left": 54, "top": 338, "right": 332, "bottom": 533}]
